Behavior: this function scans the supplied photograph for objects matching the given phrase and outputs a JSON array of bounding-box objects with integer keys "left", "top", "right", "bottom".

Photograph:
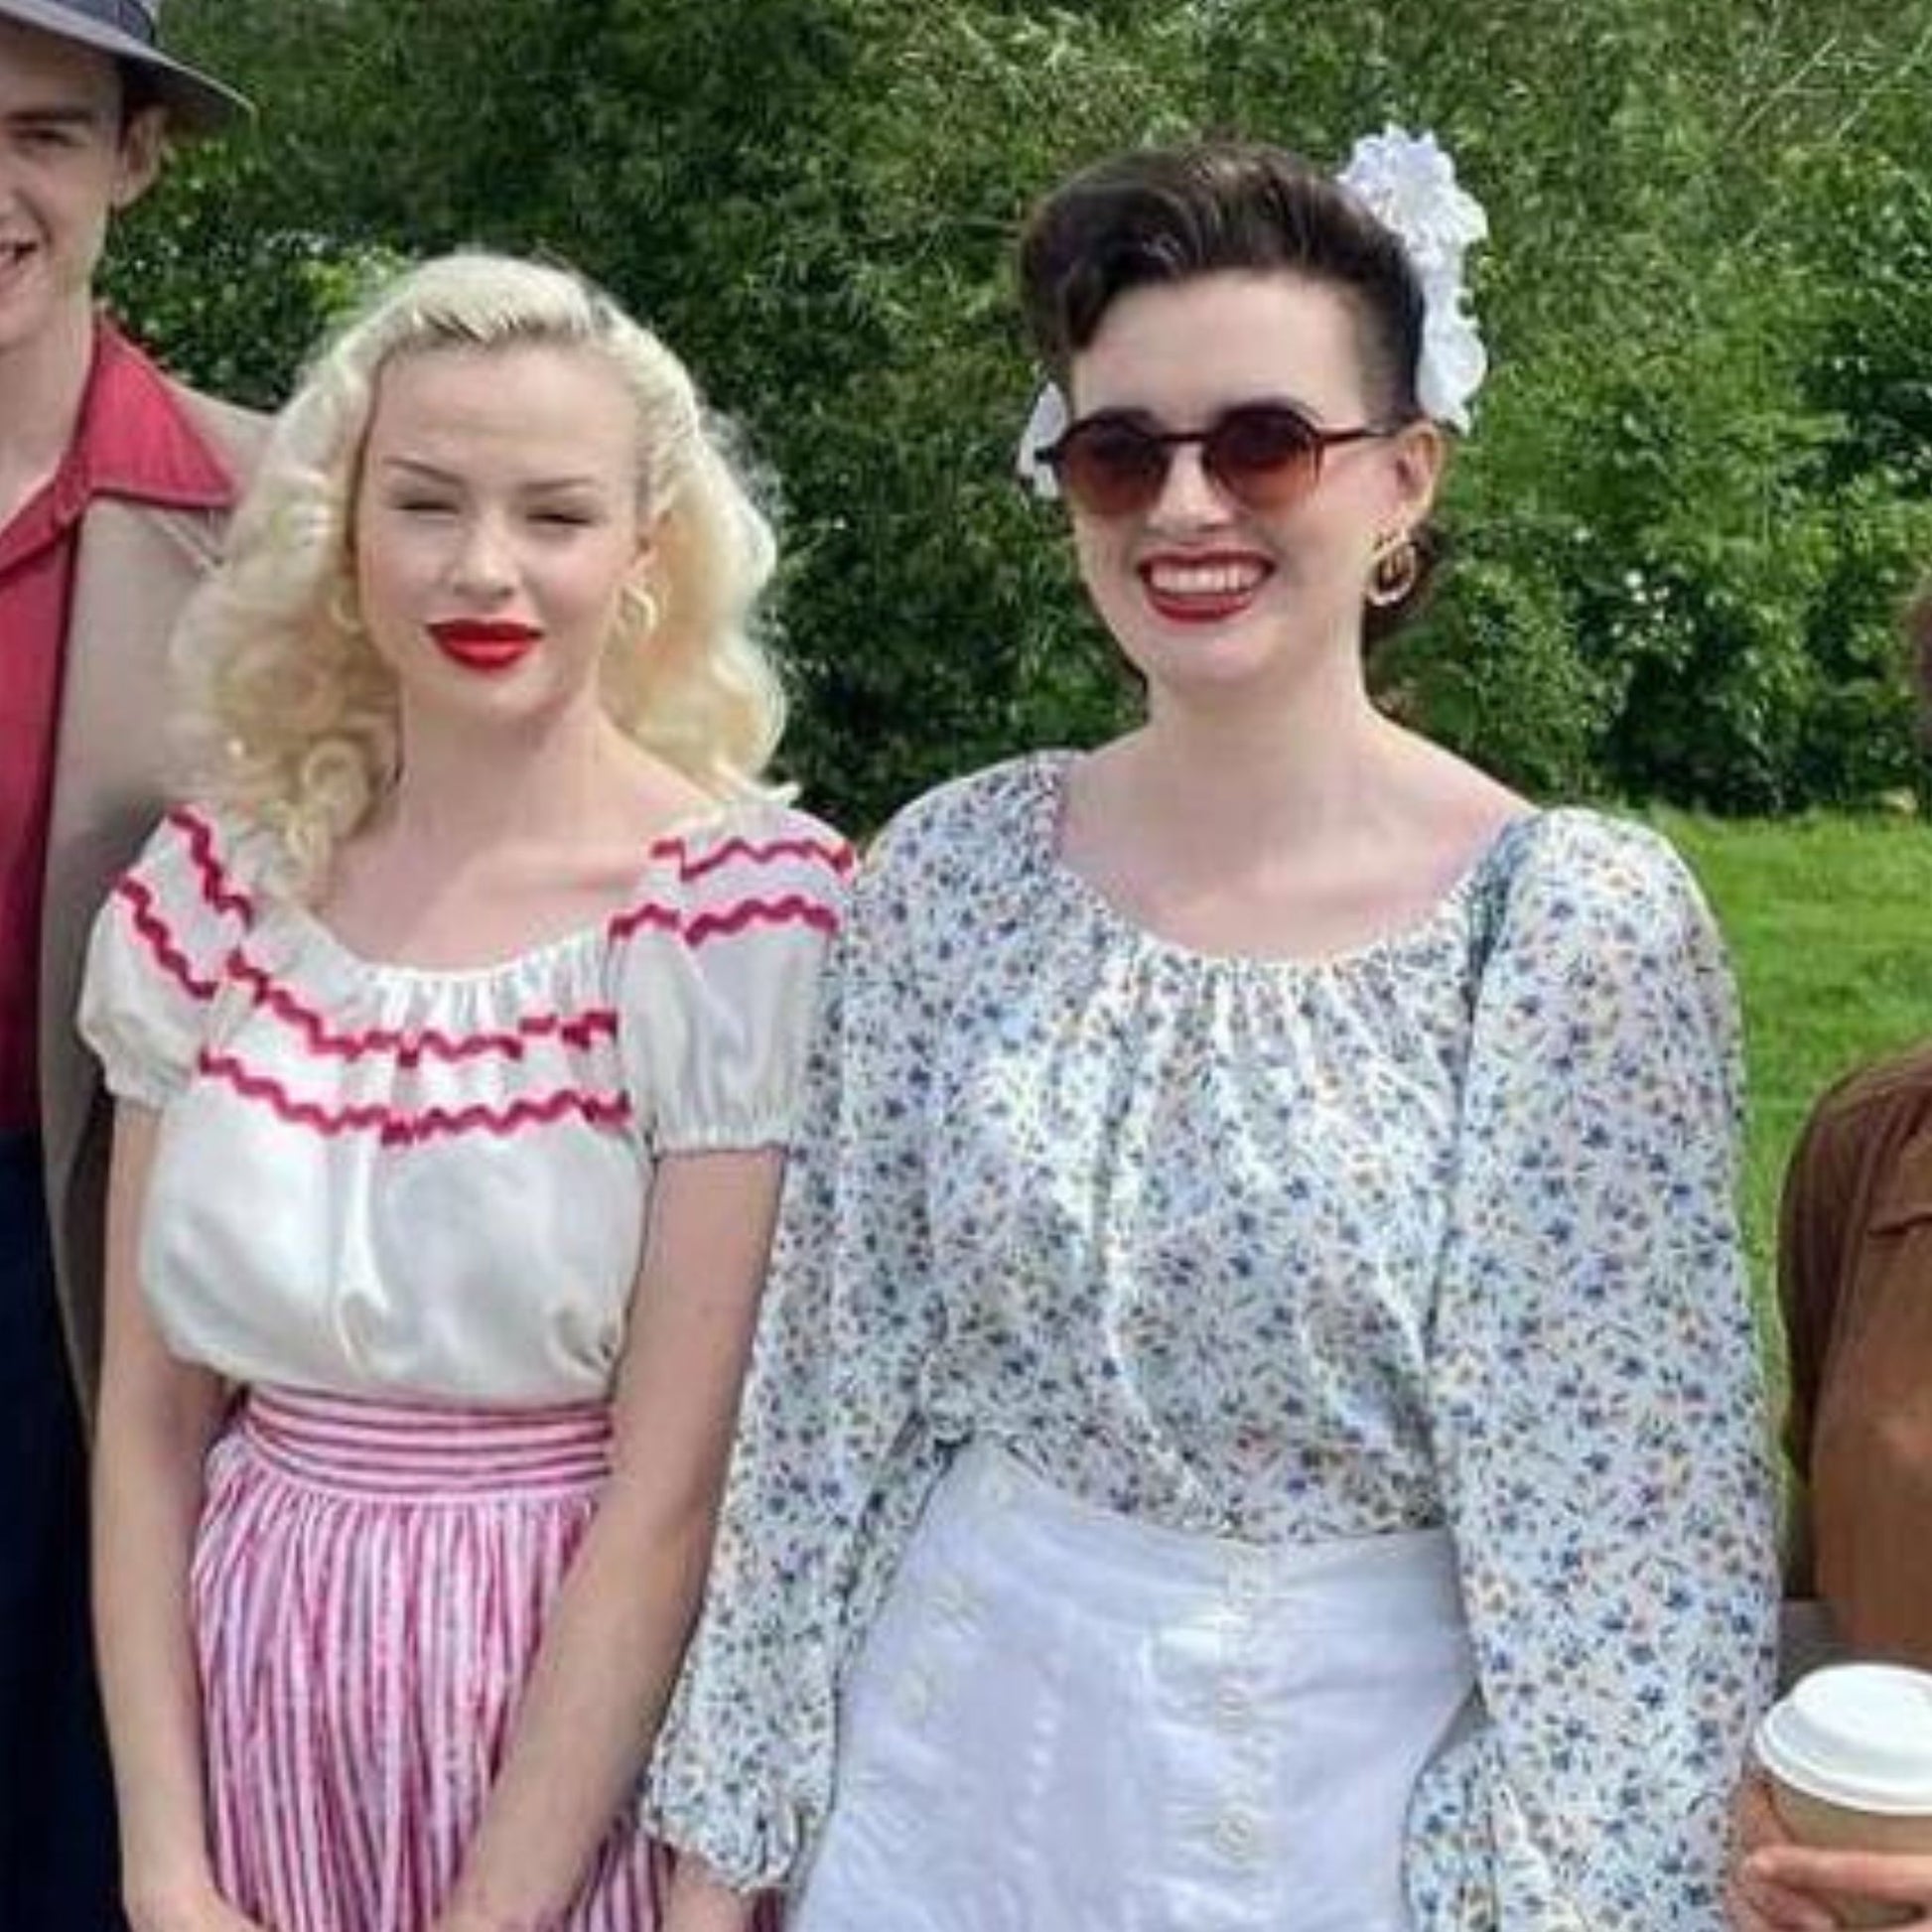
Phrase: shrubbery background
[{"left": 113, "top": 0, "right": 1932, "bottom": 830}]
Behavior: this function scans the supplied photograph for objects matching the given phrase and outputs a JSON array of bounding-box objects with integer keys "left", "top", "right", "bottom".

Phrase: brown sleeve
[{"left": 1776, "top": 1090, "right": 1863, "bottom": 1594}]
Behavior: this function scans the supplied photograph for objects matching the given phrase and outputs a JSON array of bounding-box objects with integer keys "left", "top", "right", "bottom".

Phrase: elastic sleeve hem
[
  {"left": 640, "top": 1776, "right": 806, "bottom": 1894},
  {"left": 96, "top": 1061, "right": 187, "bottom": 1112},
  {"left": 650, "top": 1115, "right": 796, "bottom": 1156}
]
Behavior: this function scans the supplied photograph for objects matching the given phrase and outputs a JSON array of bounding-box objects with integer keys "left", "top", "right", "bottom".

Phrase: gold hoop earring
[
  {"left": 620, "top": 580, "right": 659, "bottom": 638},
  {"left": 327, "top": 580, "right": 365, "bottom": 639},
  {"left": 1365, "top": 531, "right": 1422, "bottom": 609}
]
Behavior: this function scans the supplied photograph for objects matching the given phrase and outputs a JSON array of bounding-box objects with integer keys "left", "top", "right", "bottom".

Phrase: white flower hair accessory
[
  {"left": 1336, "top": 126, "right": 1489, "bottom": 431},
  {"left": 1015, "top": 380, "right": 1068, "bottom": 499},
  {"left": 1015, "top": 127, "right": 1492, "bottom": 495}
]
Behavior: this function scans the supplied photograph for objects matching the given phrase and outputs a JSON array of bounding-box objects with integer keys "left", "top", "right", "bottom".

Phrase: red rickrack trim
[
  {"left": 605, "top": 892, "right": 842, "bottom": 948},
  {"left": 197, "top": 1050, "right": 631, "bottom": 1145},
  {"left": 687, "top": 894, "right": 841, "bottom": 948},
  {"left": 226, "top": 952, "right": 620, "bottom": 1065},
  {"left": 115, "top": 878, "right": 218, "bottom": 1001},
  {"left": 605, "top": 900, "right": 680, "bottom": 943},
  {"left": 165, "top": 806, "right": 256, "bottom": 922},
  {"left": 649, "top": 832, "right": 858, "bottom": 885}
]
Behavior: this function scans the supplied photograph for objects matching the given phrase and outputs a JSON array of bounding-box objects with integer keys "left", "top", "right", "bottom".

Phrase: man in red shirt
[{"left": 0, "top": 5, "right": 260, "bottom": 1924}]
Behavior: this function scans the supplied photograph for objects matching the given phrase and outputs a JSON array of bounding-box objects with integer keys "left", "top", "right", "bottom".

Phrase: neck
[
  {"left": 1134, "top": 623, "right": 1398, "bottom": 844},
  {"left": 382, "top": 698, "right": 635, "bottom": 858},
  {"left": 0, "top": 297, "right": 96, "bottom": 518}
]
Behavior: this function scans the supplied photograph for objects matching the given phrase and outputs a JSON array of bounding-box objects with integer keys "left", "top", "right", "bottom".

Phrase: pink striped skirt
[{"left": 191, "top": 1385, "right": 665, "bottom": 1932}]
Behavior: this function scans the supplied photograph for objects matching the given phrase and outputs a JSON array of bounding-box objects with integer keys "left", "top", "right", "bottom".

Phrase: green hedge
[{"left": 111, "top": 0, "right": 1932, "bottom": 827}]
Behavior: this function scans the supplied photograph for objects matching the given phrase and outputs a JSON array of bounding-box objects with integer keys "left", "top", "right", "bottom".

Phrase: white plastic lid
[{"left": 1755, "top": 1664, "right": 1932, "bottom": 1815}]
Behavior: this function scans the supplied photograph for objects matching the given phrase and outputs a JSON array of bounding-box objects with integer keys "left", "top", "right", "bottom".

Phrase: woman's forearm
[
  {"left": 94, "top": 1106, "right": 233, "bottom": 1922},
  {"left": 92, "top": 1366, "right": 228, "bottom": 1916},
  {"left": 446, "top": 1149, "right": 786, "bottom": 1932},
  {"left": 664, "top": 1857, "right": 761, "bottom": 1932},
  {"left": 441, "top": 1485, "right": 716, "bottom": 1930}
]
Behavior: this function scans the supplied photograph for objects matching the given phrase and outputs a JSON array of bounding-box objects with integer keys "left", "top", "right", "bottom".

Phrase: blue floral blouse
[{"left": 647, "top": 752, "right": 1777, "bottom": 1926}]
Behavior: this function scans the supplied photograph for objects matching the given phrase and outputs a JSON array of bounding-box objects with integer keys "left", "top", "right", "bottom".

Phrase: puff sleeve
[
  {"left": 77, "top": 807, "right": 253, "bottom": 1110},
  {"left": 614, "top": 808, "right": 852, "bottom": 1154},
  {"left": 1405, "top": 813, "right": 1779, "bottom": 1929},
  {"left": 644, "top": 799, "right": 960, "bottom": 1888}
]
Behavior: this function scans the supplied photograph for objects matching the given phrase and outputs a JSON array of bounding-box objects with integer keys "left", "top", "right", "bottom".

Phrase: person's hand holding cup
[{"left": 1730, "top": 1664, "right": 1932, "bottom": 1930}]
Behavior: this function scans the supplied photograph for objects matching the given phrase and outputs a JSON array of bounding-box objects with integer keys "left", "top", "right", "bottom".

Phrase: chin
[{"left": 1121, "top": 620, "right": 1289, "bottom": 689}]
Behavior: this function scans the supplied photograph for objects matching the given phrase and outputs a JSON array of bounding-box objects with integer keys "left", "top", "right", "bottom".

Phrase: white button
[
  {"left": 929, "top": 1571, "right": 979, "bottom": 1626},
  {"left": 896, "top": 1666, "right": 936, "bottom": 1725},
  {"left": 1224, "top": 1553, "right": 1271, "bottom": 1609},
  {"left": 1210, "top": 1807, "right": 1263, "bottom": 1864},
  {"left": 1212, "top": 1681, "right": 1254, "bottom": 1729}
]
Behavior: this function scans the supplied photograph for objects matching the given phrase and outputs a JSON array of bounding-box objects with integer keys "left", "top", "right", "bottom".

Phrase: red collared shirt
[{"left": 0, "top": 320, "right": 233, "bottom": 1134}]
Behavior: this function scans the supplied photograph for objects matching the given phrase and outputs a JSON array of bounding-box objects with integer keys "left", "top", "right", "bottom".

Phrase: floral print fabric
[{"left": 648, "top": 753, "right": 1776, "bottom": 1926}]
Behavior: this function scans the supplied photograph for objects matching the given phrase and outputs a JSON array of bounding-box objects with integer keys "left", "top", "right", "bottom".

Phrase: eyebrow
[
  {"left": 379, "top": 458, "right": 612, "bottom": 492},
  {"left": 5, "top": 103, "right": 112, "bottom": 131},
  {"left": 1077, "top": 392, "right": 1324, "bottom": 426}
]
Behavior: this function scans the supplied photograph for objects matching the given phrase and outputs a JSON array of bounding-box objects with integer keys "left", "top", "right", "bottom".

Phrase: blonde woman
[{"left": 78, "top": 254, "right": 849, "bottom": 1932}]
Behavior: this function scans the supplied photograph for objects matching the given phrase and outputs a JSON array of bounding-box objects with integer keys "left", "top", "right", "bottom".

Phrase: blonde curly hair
[{"left": 173, "top": 251, "right": 786, "bottom": 897}]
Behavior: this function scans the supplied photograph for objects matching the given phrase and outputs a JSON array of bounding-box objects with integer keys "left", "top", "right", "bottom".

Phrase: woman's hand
[
  {"left": 663, "top": 1855, "right": 760, "bottom": 1932},
  {"left": 1727, "top": 1774, "right": 1834, "bottom": 1931},
  {"left": 124, "top": 1871, "right": 268, "bottom": 1932},
  {"left": 430, "top": 1905, "right": 544, "bottom": 1932},
  {"left": 1728, "top": 1772, "right": 1932, "bottom": 1930}
]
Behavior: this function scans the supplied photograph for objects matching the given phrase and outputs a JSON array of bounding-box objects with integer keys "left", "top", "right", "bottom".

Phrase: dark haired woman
[{"left": 651, "top": 135, "right": 1776, "bottom": 1932}]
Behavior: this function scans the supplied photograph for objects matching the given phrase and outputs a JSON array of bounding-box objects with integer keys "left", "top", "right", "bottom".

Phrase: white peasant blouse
[{"left": 78, "top": 800, "right": 851, "bottom": 1405}]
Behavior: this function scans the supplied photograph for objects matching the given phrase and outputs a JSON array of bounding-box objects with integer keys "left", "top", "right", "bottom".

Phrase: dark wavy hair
[
  {"left": 1017, "top": 141, "right": 1443, "bottom": 642},
  {"left": 116, "top": 59, "right": 164, "bottom": 128}
]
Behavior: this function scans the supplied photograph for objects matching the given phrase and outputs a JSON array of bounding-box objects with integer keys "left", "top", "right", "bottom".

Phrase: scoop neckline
[
  {"left": 268, "top": 796, "right": 756, "bottom": 985},
  {"left": 1031, "top": 749, "right": 1540, "bottom": 974}
]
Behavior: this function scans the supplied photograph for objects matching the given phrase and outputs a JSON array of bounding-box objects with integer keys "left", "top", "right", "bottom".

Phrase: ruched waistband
[
  {"left": 233, "top": 1384, "right": 612, "bottom": 1500},
  {"left": 934, "top": 1442, "right": 1467, "bottom": 1635}
]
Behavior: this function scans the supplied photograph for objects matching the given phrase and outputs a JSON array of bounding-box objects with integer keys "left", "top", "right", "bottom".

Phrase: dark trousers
[{"left": 0, "top": 1133, "right": 123, "bottom": 1930}]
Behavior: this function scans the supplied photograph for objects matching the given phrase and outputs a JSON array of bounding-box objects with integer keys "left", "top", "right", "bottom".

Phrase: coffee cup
[{"left": 1754, "top": 1662, "right": 1932, "bottom": 1929}]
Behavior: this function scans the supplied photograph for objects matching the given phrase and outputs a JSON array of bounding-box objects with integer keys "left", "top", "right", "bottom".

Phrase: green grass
[{"left": 1651, "top": 810, "right": 1932, "bottom": 1383}]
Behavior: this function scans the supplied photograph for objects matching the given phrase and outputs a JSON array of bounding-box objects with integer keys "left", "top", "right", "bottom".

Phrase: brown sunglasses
[{"left": 1035, "top": 400, "right": 1410, "bottom": 518}]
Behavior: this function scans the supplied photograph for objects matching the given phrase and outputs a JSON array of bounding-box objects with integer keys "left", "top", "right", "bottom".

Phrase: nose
[
  {"left": 1147, "top": 440, "right": 1232, "bottom": 529},
  {"left": 450, "top": 512, "right": 515, "bottom": 599}
]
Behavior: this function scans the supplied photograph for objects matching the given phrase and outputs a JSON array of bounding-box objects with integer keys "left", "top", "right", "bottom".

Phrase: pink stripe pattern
[{"left": 193, "top": 1386, "right": 666, "bottom": 1930}]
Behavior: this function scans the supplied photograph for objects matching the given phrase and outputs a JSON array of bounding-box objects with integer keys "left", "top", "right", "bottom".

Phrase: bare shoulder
[
  {"left": 1385, "top": 730, "right": 1535, "bottom": 899},
  {"left": 1397, "top": 730, "right": 1532, "bottom": 853}
]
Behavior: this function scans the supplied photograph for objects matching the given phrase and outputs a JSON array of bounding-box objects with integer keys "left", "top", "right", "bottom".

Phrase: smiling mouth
[
  {"left": 0, "top": 240, "right": 39, "bottom": 281},
  {"left": 1139, "top": 556, "right": 1273, "bottom": 623},
  {"left": 425, "top": 619, "right": 543, "bottom": 673}
]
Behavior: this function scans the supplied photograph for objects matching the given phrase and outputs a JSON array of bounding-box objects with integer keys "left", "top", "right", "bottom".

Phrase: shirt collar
[{"left": 54, "top": 317, "right": 237, "bottom": 521}]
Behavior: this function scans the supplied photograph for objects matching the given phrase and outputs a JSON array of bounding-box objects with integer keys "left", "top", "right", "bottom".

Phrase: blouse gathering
[
  {"left": 77, "top": 798, "right": 853, "bottom": 1404},
  {"left": 647, "top": 752, "right": 1777, "bottom": 1928}
]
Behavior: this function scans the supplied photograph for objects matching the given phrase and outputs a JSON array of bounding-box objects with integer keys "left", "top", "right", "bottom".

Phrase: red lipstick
[
  {"left": 426, "top": 619, "right": 542, "bottom": 673},
  {"left": 1137, "top": 553, "right": 1273, "bottom": 625}
]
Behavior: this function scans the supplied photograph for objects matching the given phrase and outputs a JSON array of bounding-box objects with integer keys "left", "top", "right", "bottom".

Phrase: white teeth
[{"left": 1146, "top": 561, "right": 1266, "bottom": 597}]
